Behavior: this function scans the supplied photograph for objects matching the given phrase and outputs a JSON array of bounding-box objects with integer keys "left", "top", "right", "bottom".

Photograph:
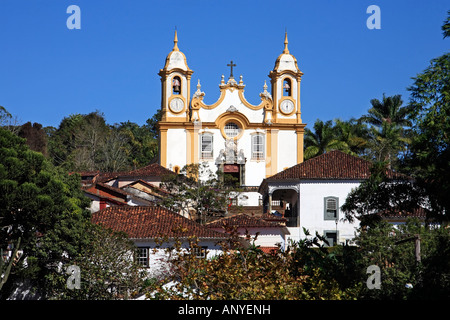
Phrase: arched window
[
  {"left": 173, "top": 166, "right": 180, "bottom": 174},
  {"left": 172, "top": 76, "right": 181, "bottom": 94},
  {"left": 283, "top": 78, "right": 292, "bottom": 96}
]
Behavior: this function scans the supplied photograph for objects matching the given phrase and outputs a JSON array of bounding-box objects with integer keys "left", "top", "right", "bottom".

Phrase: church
[{"left": 157, "top": 31, "right": 306, "bottom": 207}]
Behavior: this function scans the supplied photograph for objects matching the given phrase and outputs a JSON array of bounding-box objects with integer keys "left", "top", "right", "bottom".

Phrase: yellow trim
[
  {"left": 215, "top": 112, "right": 250, "bottom": 141},
  {"left": 297, "top": 76, "right": 302, "bottom": 123},
  {"left": 159, "top": 129, "right": 168, "bottom": 167},
  {"left": 296, "top": 127, "right": 305, "bottom": 163},
  {"left": 265, "top": 129, "right": 278, "bottom": 177},
  {"left": 191, "top": 84, "right": 268, "bottom": 111},
  {"left": 265, "top": 130, "right": 272, "bottom": 177},
  {"left": 271, "top": 129, "right": 278, "bottom": 175},
  {"left": 238, "top": 90, "right": 266, "bottom": 110}
]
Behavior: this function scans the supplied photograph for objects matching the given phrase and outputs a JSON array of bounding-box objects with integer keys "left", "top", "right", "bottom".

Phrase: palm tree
[
  {"left": 359, "top": 94, "right": 412, "bottom": 168},
  {"left": 360, "top": 94, "right": 412, "bottom": 128},
  {"left": 334, "top": 118, "right": 370, "bottom": 157},
  {"left": 304, "top": 119, "right": 348, "bottom": 160}
]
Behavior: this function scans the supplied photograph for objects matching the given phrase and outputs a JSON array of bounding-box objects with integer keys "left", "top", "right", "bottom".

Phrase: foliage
[
  {"left": 46, "top": 223, "right": 147, "bottom": 300},
  {"left": 145, "top": 229, "right": 355, "bottom": 300},
  {"left": 404, "top": 52, "right": 450, "bottom": 223},
  {"left": 353, "top": 219, "right": 449, "bottom": 300},
  {"left": 46, "top": 110, "right": 161, "bottom": 172},
  {"left": 442, "top": 10, "right": 450, "bottom": 39},
  {"left": 341, "top": 161, "right": 429, "bottom": 226},
  {"left": 161, "top": 163, "right": 242, "bottom": 224},
  {"left": 18, "top": 122, "right": 48, "bottom": 156},
  {"left": 304, "top": 119, "right": 349, "bottom": 160},
  {"left": 0, "top": 127, "right": 92, "bottom": 299},
  {"left": 359, "top": 94, "right": 412, "bottom": 169}
]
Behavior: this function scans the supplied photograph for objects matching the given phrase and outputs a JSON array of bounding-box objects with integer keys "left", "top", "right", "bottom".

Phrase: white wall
[
  {"left": 286, "top": 180, "right": 361, "bottom": 244},
  {"left": 134, "top": 240, "right": 223, "bottom": 280},
  {"left": 167, "top": 128, "right": 187, "bottom": 170},
  {"left": 277, "top": 130, "right": 297, "bottom": 172},
  {"left": 198, "top": 89, "right": 264, "bottom": 124}
]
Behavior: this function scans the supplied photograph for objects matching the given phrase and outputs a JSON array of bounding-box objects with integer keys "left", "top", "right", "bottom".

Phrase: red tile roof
[
  {"left": 206, "top": 213, "right": 285, "bottom": 229},
  {"left": 261, "top": 150, "right": 404, "bottom": 187},
  {"left": 123, "top": 163, "right": 175, "bottom": 178},
  {"left": 378, "top": 206, "right": 428, "bottom": 220},
  {"left": 91, "top": 206, "right": 229, "bottom": 240},
  {"left": 93, "top": 164, "right": 175, "bottom": 183}
]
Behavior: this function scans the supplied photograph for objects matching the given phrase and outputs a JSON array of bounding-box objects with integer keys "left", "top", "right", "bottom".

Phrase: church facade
[{"left": 157, "top": 31, "right": 306, "bottom": 206}]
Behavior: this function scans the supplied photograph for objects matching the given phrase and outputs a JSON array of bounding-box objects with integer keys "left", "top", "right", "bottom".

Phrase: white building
[
  {"left": 259, "top": 150, "right": 406, "bottom": 246},
  {"left": 157, "top": 31, "right": 306, "bottom": 206},
  {"left": 91, "top": 205, "right": 229, "bottom": 279}
]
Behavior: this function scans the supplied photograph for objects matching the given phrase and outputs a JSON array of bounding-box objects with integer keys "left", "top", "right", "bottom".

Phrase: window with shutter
[
  {"left": 324, "top": 196, "right": 339, "bottom": 220},
  {"left": 252, "top": 134, "right": 265, "bottom": 160},
  {"left": 200, "top": 134, "right": 213, "bottom": 159}
]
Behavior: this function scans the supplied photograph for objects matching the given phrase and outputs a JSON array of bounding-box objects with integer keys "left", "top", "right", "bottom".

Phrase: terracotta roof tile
[
  {"left": 378, "top": 206, "right": 428, "bottom": 219},
  {"left": 265, "top": 150, "right": 404, "bottom": 182},
  {"left": 91, "top": 206, "right": 229, "bottom": 240},
  {"left": 123, "top": 163, "right": 174, "bottom": 177},
  {"left": 206, "top": 213, "right": 285, "bottom": 229}
]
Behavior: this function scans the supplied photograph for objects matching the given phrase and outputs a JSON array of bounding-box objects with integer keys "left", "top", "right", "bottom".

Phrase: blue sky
[{"left": 0, "top": 0, "right": 448, "bottom": 128}]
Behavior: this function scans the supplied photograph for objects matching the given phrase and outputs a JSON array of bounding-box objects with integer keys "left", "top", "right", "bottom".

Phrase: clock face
[
  {"left": 280, "top": 100, "right": 294, "bottom": 114},
  {"left": 169, "top": 97, "right": 184, "bottom": 113}
]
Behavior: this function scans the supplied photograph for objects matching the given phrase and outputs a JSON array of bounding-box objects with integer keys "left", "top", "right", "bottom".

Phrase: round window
[{"left": 224, "top": 122, "right": 240, "bottom": 138}]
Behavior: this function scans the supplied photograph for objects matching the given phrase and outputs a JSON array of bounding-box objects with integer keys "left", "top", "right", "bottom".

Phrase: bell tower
[
  {"left": 158, "top": 30, "right": 194, "bottom": 123},
  {"left": 268, "top": 32, "right": 304, "bottom": 124}
]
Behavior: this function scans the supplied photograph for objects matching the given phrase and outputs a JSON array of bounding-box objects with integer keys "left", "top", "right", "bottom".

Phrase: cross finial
[{"left": 227, "top": 60, "right": 236, "bottom": 79}]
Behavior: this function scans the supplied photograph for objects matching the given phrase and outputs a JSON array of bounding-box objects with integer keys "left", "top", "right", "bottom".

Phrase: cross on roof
[{"left": 227, "top": 60, "right": 236, "bottom": 79}]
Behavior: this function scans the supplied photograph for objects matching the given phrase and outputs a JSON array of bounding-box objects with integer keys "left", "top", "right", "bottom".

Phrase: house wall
[
  {"left": 134, "top": 240, "right": 223, "bottom": 279},
  {"left": 286, "top": 180, "right": 361, "bottom": 245},
  {"left": 208, "top": 227, "right": 288, "bottom": 251}
]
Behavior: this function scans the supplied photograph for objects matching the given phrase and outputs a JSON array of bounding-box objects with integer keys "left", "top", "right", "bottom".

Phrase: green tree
[
  {"left": 146, "top": 231, "right": 355, "bottom": 300},
  {"left": 47, "top": 223, "right": 146, "bottom": 300},
  {"left": 334, "top": 118, "right": 370, "bottom": 157},
  {"left": 304, "top": 119, "right": 348, "bottom": 160},
  {"left": 405, "top": 51, "right": 450, "bottom": 223},
  {"left": 161, "top": 163, "right": 242, "bottom": 224},
  {"left": 0, "top": 127, "right": 91, "bottom": 299},
  {"left": 359, "top": 94, "right": 412, "bottom": 168},
  {"left": 442, "top": 10, "right": 450, "bottom": 39}
]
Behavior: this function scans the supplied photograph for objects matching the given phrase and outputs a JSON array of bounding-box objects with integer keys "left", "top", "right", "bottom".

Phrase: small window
[
  {"left": 137, "top": 247, "right": 149, "bottom": 268},
  {"left": 200, "top": 134, "right": 213, "bottom": 159},
  {"left": 172, "top": 76, "right": 181, "bottom": 94},
  {"left": 324, "top": 196, "right": 339, "bottom": 220},
  {"left": 283, "top": 78, "right": 292, "bottom": 96},
  {"left": 224, "top": 122, "right": 240, "bottom": 138},
  {"left": 193, "top": 246, "right": 208, "bottom": 259},
  {"left": 251, "top": 134, "right": 265, "bottom": 160},
  {"left": 173, "top": 166, "right": 180, "bottom": 174}
]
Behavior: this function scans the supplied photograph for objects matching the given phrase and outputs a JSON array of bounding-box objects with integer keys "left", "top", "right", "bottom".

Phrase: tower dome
[
  {"left": 273, "top": 32, "right": 300, "bottom": 73},
  {"left": 163, "top": 30, "right": 190, "bottom": 71}
]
